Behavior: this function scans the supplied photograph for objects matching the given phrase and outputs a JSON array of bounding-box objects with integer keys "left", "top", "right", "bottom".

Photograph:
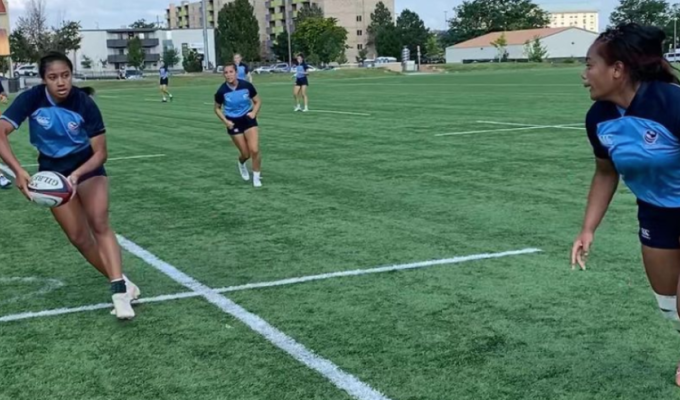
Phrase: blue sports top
[
  {"left": 295, "top": 62, "right": 309, "bottom": 78},
  {"left": 214, "top": 80, "right": 258, "bottom": 119},
  {"left": 586, "top": 80, "right": 680, "bottom": 208},
  {"left": 236, "top": 63, "right": 249, "bottom": 80},
  {"left": 1, "top": 85, "right": 105, "bottom": 158},
  {"left": 160, "top": 67, "right": 169, "bottom": 79}
]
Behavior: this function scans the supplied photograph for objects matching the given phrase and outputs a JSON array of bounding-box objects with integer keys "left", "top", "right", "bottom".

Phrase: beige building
[
  {"left": 167, "top": 0, "right": 394, "bottom": 61},
  {"left": 548, "top": 10, "right": 599, "bottom": 33}
]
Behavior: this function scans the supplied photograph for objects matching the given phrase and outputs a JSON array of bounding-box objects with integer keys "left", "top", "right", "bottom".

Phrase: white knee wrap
[{"left": 654, "top": 293, "right": 680, "bottom": 329}]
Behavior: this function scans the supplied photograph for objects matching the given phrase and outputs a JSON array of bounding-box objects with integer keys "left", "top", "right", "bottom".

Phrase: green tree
[
  {"left": 51, "top": 21, "right": 82, "bottom": 54},
  {"left": 425, "top": 34, "right": 443, "bottom": 58},
  {"left": 100, "top": 59, "right": 108, "bottom": 69},
  {"left": 295, "top": 3, "right": 324, "bottom": 23},
  {"left": 129, "top": 19, "right": 156, "bottom": 29},
  {"left": 374, "top": 23, "right": 401, "bottom": 58},
  {"left": 396, "top": 9, "right": 429, "bottom": 56},
  {"left": 127, "top": 37, "right": 145, "bottom": 70},
  {"left": 356, "top": 48, "right": 369, "bottom": 63},
  {"left": 447, "top": 0, "right": 550, "bottom": 44},
  {"left": 163, "top": 47, "right": 180, "bottom": 68},
  {"left": 271, "top": 30, "right": 291, "bottom": 61},
  {"left": 81, "top": 55, "right": 93, "bottom": 69},
  {"left": 610, "top": 0, "right": 670, "bottom": 27},
  {"left": 368, "top": 1, "right": 393, "bottom": 47},
  {"left": 9, "top": 28, "right": 38, "bottom": 63},
  {"left": 292, "top": 17, "right": 348, "bottom": 64},
  {"left": 215, "top": 0, "right": 260, "bottom": 64},
  {"left": 524, "top": 37, "right": 548, "bottom": 62},
  {"left": 491, "top": 33, "right": 508, "bottom": 61},
  {"left": 183, "top": 49, "right": 203, "bottom": 72}
]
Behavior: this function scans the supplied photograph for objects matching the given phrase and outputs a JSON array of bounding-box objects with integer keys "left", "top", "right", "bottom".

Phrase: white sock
[
  {"left": 254, "top": 171, "right": 261, "bottom": 180},
  {"left": 654, "top": 292, "right": 680, "bottom": 329}
]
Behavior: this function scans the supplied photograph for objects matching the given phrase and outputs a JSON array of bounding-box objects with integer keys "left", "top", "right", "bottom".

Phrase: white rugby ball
[{"left": 27, "top": 171, "right": 74, "bottom": 208}]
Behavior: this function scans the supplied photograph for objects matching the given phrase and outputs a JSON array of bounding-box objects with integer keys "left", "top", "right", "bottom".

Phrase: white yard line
[
  {"left": 308, "top": 109, "right": 372, "bottom": 116},
  {"left": 0, "top": 247, "right": 540, "bottom": 323},
  {"left": 476, "top": 121, "right": 582, "bottom": 128},
  {"left": 116, "top": 235, "right": 393, "bottom": 400},
  {"left": 436, "top": 122, "right": 584, "bottom": 137},
  {"left": 21, "top": 154, "right": 166, "bottom": 168}
]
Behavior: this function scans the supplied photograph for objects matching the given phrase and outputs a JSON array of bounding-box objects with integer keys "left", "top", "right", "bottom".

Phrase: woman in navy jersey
[
  {"left": 293, "top": 54, "right": 310, "bottom": 112},
  {"left": 0, "top": 52, "right": 138, "bottom": 320},
  {"left": 573, "top": 23, "right": 680, "bottom": 384}
]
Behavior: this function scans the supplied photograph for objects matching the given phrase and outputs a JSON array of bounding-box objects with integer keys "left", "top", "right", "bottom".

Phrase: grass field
[{"left": 1, "top": 67, "right": 680, "bottom": 400}]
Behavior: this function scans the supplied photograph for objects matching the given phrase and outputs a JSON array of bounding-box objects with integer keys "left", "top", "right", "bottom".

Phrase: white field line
[
  {"left": 21, "top": 154, "right": 166, "bottom": 168},
  {"left": 116, "top": 235, "right": 393, "bottom": 400},
  {"left": 0, "top": 247, "right": 541, "bottom": 323},
  {"left": 0, "top": 277, "right": 65, "bottom": 304},
  {"left": 436, "top": 123, "right": 584, "bottom": 137},
  {"left": 476, "top": 120, "right": 585, "bottom": 131},
  {"left": 308, "top": 109, "right": 372, "bottom": 117}
]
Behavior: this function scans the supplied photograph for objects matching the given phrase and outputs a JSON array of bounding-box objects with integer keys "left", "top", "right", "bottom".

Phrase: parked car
[
  {"left": 271, "top": 63, "right": 291, "bottom": 73},
  {"left": 14, "top": 65, "right": 38, "bottom": 77},
  {"left": 253, "top": 65, "right": 275, "bottom": 74}
]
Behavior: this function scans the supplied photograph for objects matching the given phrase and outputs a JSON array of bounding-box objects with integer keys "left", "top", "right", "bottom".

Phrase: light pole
[
  {"left": 286, "top": 0, "right": 293, "bottom": 67},
  {"left": 674, "top": 17, "right": 677, "bottom": 52},
  {"left": 202, "top": 0, "right": 210, "bottom": 70}
]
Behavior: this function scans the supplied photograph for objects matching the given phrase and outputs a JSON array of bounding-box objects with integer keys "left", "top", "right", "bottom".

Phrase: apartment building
[
  {"left": 167, "top": 0, "right": 395, "bottom": 61},
  {"left": 548, "top": 10, "right": 599, "bottom": 33}
]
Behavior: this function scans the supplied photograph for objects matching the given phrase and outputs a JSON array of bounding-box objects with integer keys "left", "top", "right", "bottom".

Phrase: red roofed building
[{"left": 445, "top": 27, "right": 598, "bottom": 64}]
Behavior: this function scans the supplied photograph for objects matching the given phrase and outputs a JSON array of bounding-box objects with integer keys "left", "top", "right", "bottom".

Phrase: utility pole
[
  {"left": 286, "top": 0, "right": 293, "bottom": 67},
  {"left": 202, "top": 0, "right": 210, "bottom": 70},
  {"left": 674, "top": 17, "right": 677, "bottom": 53}
]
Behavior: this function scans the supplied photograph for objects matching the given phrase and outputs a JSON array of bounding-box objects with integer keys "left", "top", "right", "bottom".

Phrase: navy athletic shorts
[
  {"left": 295, "top": 77, "right": 309, "bottom": 86},
  {"left": 38, "top": 146, "right": 107, "bottom": 184},
  {"left": 160, "top": 77, "right": 169, "bottom": 86},
  {"left": 637, "top": 200, "right": 680, "bottom": 249},
  {"left": 227, "top": 115, "right": 258, "bottom": 136}
]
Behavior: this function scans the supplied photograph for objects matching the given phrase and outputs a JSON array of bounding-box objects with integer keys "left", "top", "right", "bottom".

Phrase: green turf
[{"left": 1, "top": 67, "right": 679, "bottom": 399}]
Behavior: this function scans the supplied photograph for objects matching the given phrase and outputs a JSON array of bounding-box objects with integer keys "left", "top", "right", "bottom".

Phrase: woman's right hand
[
  {"left": 226, "top": 120, "right": 234, "bottom": 129},
  {"left": 571, "top": 230, "right": 594, "bottom": 270},
  {"left": 14, "top": 169, "right": 32, "bottom": 200}
]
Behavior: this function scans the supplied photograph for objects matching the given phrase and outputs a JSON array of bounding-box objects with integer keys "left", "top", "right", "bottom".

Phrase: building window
[
  {"left": 358, "top": 44, "right": 364, "bottom": 50},
  {"left": 356, "top": 15, "right": 362, "bottom": 22},
  {"left": 357, "top": 30, "right": 363, "bottom": 36}
]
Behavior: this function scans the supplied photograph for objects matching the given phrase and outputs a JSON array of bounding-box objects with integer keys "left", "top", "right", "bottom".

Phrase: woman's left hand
[
  {"left": 68, "top": 174, "right": 80, "bottom": 187},
  {"left": 247, "top": 112, "right": 256, "bottom": 119}
]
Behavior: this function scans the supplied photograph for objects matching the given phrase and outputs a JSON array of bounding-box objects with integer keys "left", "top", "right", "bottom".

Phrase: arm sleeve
[
  {"left": 82, "top": 95, "right": 106, "bottom": 138},
  {"left": 1, "top": 88, "right": 39, "bottom": 129},
  {"left": 247, "top": 82, "right": 258, "bottom": 98},
  {"left": 244, "top": 64, "right": 250, "bottom": 74},
  {"left": 303, "top": 63, "right": 310, "bottom": 71},
  {"left": 214, "top": 86, "right": 225, "bottom": 105},
  {"left": 586, "top": 106, "right": 609, "bottom": 159}
]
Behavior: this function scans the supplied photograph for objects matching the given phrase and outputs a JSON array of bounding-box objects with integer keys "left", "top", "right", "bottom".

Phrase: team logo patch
[
  {"left": 36, "top": 116, "right": 50, "bottom": 128},
  {"left": 598, "top": 134, "right": 613, "bottom": 146},
  {"left": 67, "top": 121, "right": 80, "bottom": 132},
  {"left": 644, "top": 130, "right": 658, "bottom": 144}
]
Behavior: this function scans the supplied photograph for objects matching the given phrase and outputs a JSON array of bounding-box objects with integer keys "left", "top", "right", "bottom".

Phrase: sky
[{"left": 7, "top": 0, "right": 617, "bottom": 32}]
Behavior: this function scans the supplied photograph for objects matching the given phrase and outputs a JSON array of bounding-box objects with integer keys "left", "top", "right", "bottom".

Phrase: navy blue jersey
[
  {"left": 214, "top": 80, "right": 258, "bottom": 119},
  {"left": 1, "top": 85, "right": 105, "bottom": 158},
  {"left": 295, "top": 62, "right": 309, "bottom": 78},
  {"left": 236, "top": 63, "right": 249, "bottom": 80},
  {"left": 586, "top": 81, "right": 680, "bottom": 208},
  {"left": 160, "top": 67, "right": 169, "bottom": 79}
]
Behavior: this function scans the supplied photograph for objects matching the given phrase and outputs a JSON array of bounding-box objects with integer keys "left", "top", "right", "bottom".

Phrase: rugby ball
[{"left": 28, "top": 171, "right": 74, "bottom": 208}]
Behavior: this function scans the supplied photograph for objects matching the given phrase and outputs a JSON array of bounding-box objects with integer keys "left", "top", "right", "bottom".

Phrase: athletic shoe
[
  {"left": 0, "top": 175, "right": 11, "bottom": 189},
  {"left": 238, "top": 161, "right": 250, "bottom": 181},
  {"left": 253, "top": 172, "right": 262, "bottom": 188},
  {"left": 169, "top": 94, "right": 174, "bottom": 102},
  {"left": 110, "top": 277, "right": 140, "bottom": 315},
  {"left": 294, "top": 105, "right": 302, "bottom": 112},
  {"left": 302, "top": 107, "right": 309, "bottom": 112},
  {"left": 162, "top": 97, "right": 167, "bottom": 103},
  {"left": 112, "top": 293, "right": 135, "bottom": 320}
]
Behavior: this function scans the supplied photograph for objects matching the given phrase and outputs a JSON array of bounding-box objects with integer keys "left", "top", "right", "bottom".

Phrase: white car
[{"left": 14, "top": 65, "right": 38, "bottom": 77}]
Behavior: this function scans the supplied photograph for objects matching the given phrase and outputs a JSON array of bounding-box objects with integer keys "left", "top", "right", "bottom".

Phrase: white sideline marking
[
  {"left": 116, "top": 235, "right": 393, "bottom": 400},
  {"left": 0, "top": 247, "right": 541, "bottom": 323},
  {"left": 309, "top": 109, "right": 372, "bottom": 117},
  {"left": 436, "top": 122, "right": 584, "bottom": 137},
  {"left": 21, "top": 154, "right": 166, "bottom": 168},
  {"left": 476, "top": 120, "right": 585, "bottom": 131},
  {"left": 0, "top": 277, "right": 65, "bottom": 304}
]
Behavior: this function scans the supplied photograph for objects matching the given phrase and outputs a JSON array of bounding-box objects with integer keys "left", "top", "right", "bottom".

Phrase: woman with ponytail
[{"left": 572, "top": 22, "right": 680, "bottom": 384}]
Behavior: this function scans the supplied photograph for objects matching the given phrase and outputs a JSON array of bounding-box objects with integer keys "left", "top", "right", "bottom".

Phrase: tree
[
  {"left": 447, "top": 0, "right": 550, "bottom": 44},
  {"left": 491, "top": 33, "right": 508, "bottom": 61},
  {"left": 163, "top": 47, "right": 180, "bottom": 68},
  {"left": 425, "top": 34, "right": 443, "bottom": 58},
  {"left": 610, "top": 0, "right": 670, "bottom": 27},
  {"left": 271, "top": 30, "right": 292, "bottom": 61},
  {"left": 396, "top": 9, "right": 429, "bottom": 56},
  {"left": 9, "top": 28, "right": 38, "bottom": 63},
  {"left": 215, "top": 0, "right": 260, "bottom": 64},
  {"left": 524, "top": 36, "right": 548, "bottom": 62},
  {"left": 100, "top": 59, "right": 108, "bottom": 69},
  {"left": 183, "top": 49, "right": 203, "bottom": 72},
  {"left": 368, "top": 1, "right": 393, "bottom": 47},
  {"left": 127, "top": 37, "right": 145, "bottom": 70},
  {"left": 130, "top": 19, "right": 156, "bottom": 29},
  {"left": 374, "top": 24, "right": 401, "bottom": 58},
  {"left": 356, "top": 48, "right": 369, "bottom": 63},
  {"left": 292, "top": 17, "right": 348, "bottom": 64},
  {"left": 295, "top": 3, "right": 324, "bottom": 23},
  {"left": 81, "top": 55, "right": 93, "bottom": 69},
  {"left": 51, "top": 21, "right": 82, "bottom": 54}
]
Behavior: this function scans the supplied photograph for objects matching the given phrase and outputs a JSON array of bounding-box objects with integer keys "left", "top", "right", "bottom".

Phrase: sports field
[{"left": 1, "top": 66, "right": 679, "bottom": 400}]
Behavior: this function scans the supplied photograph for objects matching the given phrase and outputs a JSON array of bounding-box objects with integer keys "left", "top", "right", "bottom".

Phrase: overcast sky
[{"left": 7, "top": 0, "right": 616, "bottom": 31}]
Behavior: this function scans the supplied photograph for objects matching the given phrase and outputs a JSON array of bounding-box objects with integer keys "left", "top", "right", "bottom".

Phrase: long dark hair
[
  {"left": 595, "top": 22, "right": 679, "bottom": 84},
  {"left": 39, "top": 51, "right": 73, "bottom": 79}
]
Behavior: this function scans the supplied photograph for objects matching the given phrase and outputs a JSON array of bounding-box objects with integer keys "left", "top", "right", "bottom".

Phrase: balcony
[
  {"left": 270, "top": 0, "right": 283, "bottom": 7},
  {"left": 106, "top": 38, "right": 159, "bottom": 48},
  {"left": 107, "top": 53, "right": 161, "bottom": 64}
]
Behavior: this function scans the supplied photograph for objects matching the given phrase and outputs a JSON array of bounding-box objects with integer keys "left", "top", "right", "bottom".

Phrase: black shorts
[
  {"left": 637, "top": 200, "right": 680, "bottom": 249},
  {"left": 38, "top": 146, "right": 107, "bottom": 185},
  {"left": 160, "top": 78, "right": 169, "bottom": 86},
  {"left": 295, "top": 77, "right": 309, "bottom": 87},
  {"left": 227, "top": 115, "right": 258, "bottom": 136}
]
